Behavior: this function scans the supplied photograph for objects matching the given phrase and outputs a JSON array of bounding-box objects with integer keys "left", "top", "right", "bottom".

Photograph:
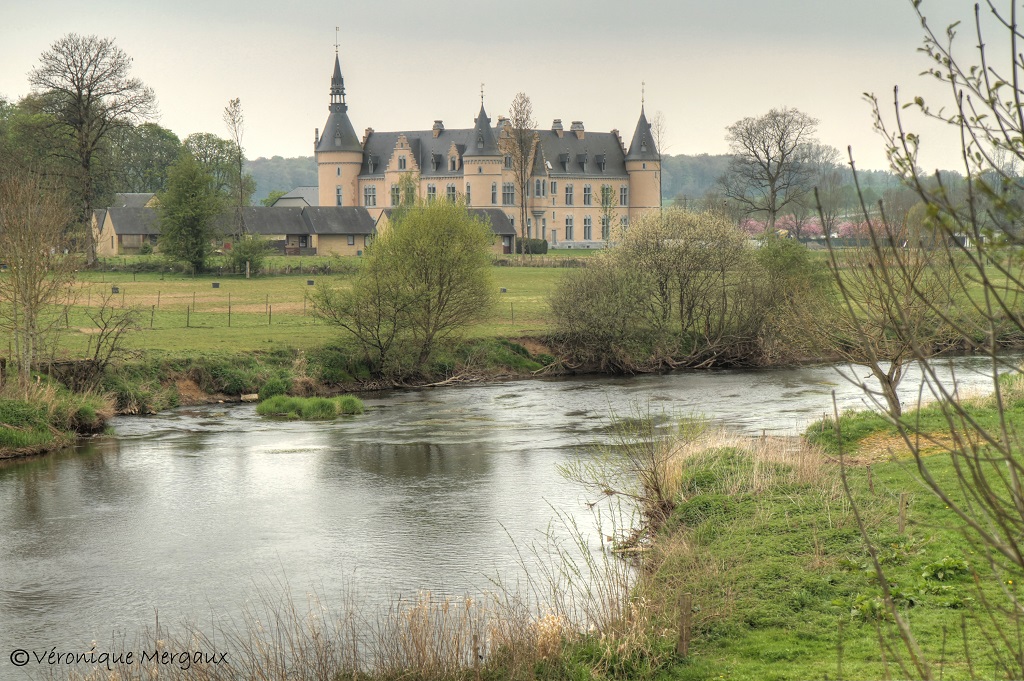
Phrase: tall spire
[
  {"left": 317, "top": 53, "right": 361, "bottom": 153},
  {"left": 330, "top": 54, "right": 347, "bottom": 113}
]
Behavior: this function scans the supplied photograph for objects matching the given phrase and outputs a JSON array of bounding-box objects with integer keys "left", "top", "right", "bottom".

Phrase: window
[
  {"left": 535, "top": 178, "right": 544, "bottom": 197},
  {"left": 504, "top": 155, "right": 512, "bottom": 169},
  {"left": 550, "top": 181, "right": 557, "bottom": 195},
  {"left": 391, "top": 184, "right": 400, "bottom": 206},
  {"left": 300, "top": 236, "right": 308, "bottom": 248},
  {"left": 335, "top": 186, "right": 342, "bottom": 206},
  {"left": 449, "top": 157, "right": 457, "bottom": 171},
  {"left": 502, "top": 182, "right": 515, "bottom": 205},
  {"left": 491, "top": 182, "right": 498, "bottom": 204},
  {"left": 427, "top": 184, "right": 436, "bottom": 202},
  {"left": 620, "top": 186, "right": 629, "bottom": 207},
  {"left": 601, "top": 215, "right": 610, "bottom": 241},
  {"left": 565, "top": 184, "right": 574, "bottom": 206},
  {"left": 398, "top": 156, "right": 407, "bottom": 170},
  {"left": 336, "top": 167, "right": 341, "bottom": 176},
  {"left": 446, "top": 183, "right": 457, "bottom": 202},
  {"left": 583, "top": 184, "right": 592, "bottom": 206},
  {"left": 347, "top": 235, "right": 355, "bottom": 246},
  {"left": 465, "top": 182, "right": 471, "bottom": 205},
  {"left": 583, "top": 216, "right": 592, "bottom": 241},
  {"left": 363, "top": 185, "right": 376, "bottom": 207},
  {"left": 565, "top": 216, "right": 574, "bottom": 241},
  {"left": 620, "top": 216, "right": 629, "bottom": 230}
]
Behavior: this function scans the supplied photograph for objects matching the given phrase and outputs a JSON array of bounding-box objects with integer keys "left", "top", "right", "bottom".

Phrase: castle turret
[
  {"left": 624, "top": 107, "right": 661, "bottom": 220},
  {"left": 317, "top": 54, "right": 364, "bottom": 207},
  {"left": 462, "top": 101, "right": 503, "bottom": 210}
]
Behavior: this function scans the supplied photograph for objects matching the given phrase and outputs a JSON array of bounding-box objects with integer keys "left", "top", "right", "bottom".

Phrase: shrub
[
  {"left": 335, "top": 395, "right": 364, "bottom": 415},
  {"left": 515, "top": 237, "right": 548, "bottom": 254},
  {"left": 259, "top": 377, "right": 290, "bottom": 401}
]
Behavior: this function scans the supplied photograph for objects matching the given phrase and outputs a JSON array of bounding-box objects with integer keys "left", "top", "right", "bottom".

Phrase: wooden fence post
[
  {"left": 677, "top": 593, "right": 692, "bottom": 657},
  {"left": 472, "top": 633, "right": 480, "bottom": 680}
]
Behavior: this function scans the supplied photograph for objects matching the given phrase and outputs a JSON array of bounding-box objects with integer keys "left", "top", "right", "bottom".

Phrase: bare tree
[
  {"left": 650, "top": 111, "right": 668, "bottom": 208},
  {"left": 719, "top": 107, "right": 819, "bottom": 232},
  {"left": 223, "top": 98, "right": 247, "bottom": 237},
  {"left": 28, "top": 34, "right": 156, "bottom": 259},
  {"left": 0, "top": 171, "right": 78, "bottom": 388},
  {"left": 820, "top": 4, "right": 1024, "bottom": 672},
  {"left": 504, "top": 93, "right": 536, "bottom": 255}
]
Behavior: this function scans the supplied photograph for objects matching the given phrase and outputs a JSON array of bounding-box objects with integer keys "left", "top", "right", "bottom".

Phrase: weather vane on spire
[
  {"left": 335, "top": 26, "right": 340, "bottom": 54},
  {"left": 480, "top": 83, "right": 485, "bottom": 105}
]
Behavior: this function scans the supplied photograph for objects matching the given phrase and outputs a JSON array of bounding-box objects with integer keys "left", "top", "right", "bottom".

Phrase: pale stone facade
[{"left": 314, "top": 56, "right": 661, "bottom": 248}]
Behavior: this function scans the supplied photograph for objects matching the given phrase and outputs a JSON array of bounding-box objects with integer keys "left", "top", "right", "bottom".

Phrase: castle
[{"left": 314, "top": 55, "right": 661, "bottom": 248}]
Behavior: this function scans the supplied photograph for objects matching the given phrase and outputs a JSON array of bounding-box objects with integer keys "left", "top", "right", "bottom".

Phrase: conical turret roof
[
  {"left": 462, "top": 103, "right": 500, "bottom": 157},
  {"left": 625, "top": 107, "right": 659, "bottom": 161}
]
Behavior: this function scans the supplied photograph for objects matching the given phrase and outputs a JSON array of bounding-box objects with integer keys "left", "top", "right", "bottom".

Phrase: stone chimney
[
  {"left": 432, "top": 120, "right": 444, "bottom": 138},
  {"left": 570, "top": 121, "right": 585, "bottom": 140},
  {"left": 362, "top": 127, "right": 374, "bottom": 146},
  {"left": 611, "top": 129, "right": 624, "bottom": 153},
  {"left": 552, "top": 119, "right": 564, "bottom": 138}
]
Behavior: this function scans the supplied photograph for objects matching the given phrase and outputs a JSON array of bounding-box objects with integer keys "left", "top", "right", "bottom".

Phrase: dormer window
[
  {"left": 449, "top": 157, "right": 457, "bottom": 172},
  {"left": 367, "top": 157, "right": 376, "bottom": 173},
  {"left": 504, "top": 155, "right": 512, "bottom": 169},
  {"left": 476, "top": 135, "right": 484, "bottom": 149}
]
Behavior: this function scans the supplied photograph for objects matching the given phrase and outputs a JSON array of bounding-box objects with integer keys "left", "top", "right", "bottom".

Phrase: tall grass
[
  {"left": 0, "top": 383, "right": 113, "bottom": 456},
  {"left": 256, "top": 394, "right": 365, "bottom": 419}
]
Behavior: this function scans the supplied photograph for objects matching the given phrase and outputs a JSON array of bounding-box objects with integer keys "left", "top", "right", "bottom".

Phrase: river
[{"left": 0, "top": 355, "right": 1011, "bottom": 673}]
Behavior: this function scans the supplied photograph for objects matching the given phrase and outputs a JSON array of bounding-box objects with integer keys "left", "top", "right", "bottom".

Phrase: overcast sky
[{"left": 0, "top": 0, "right": 977, "bottom": 171}]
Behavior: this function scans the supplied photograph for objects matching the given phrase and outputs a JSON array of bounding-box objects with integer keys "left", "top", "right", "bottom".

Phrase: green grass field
[{"left": 46, "top": 265, "right": 566, "bottom": 355}]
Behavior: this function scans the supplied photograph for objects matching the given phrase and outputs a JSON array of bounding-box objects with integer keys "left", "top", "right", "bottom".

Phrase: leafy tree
[
  {"left": 314, "top": 199, "right": 495, "bottom": 375},
  {"left": 28, "top": 34, "right": 156, "bottom": 255},
  {"left": 719, "top": 107, "right": 819, "bottom": 232},
  {"left": 0, "top": 169, "right": 78, "bottom": 388},
  {"left": 553, "top": 209, "right": 782, "bottom": 370},
  {"left": 183, "top": 132, "right": 254, "bottom": 203},
  {"left": 158, "top": 152, "right": 223, "bottom": 273},
  {"left": 260, "top": 190, "right": 288, "bottom": 207},
  {"left": 109, "top": 122, "right": 181, "bottom": 193}
]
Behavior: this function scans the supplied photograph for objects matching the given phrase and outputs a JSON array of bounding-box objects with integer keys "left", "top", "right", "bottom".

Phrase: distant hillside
[
  {"left": 246, "top": 156, "right": 317, "bottom": 205},
  {"left": 243, "top": 152, "right": 899, "bottom": 208},
  {"left": 660, "top": 153, "right": 731, "bottom": 204}
]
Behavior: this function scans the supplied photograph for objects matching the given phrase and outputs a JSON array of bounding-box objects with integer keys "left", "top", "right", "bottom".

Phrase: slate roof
[
  {"left": 361, "top": 124, "right": 629, "bottom": 180},
  {"left": 272, "top": 186, "right": 319, "bottom": 206},
  {"left": 106, "top": 207, "right": 161, "bottom": 235},
  {"left": 240, "top": 207, "right": 311, "bottom": 235},
  {"left": 378, "top": 207, "right": 516, "bottom": 236},
  {"left": 303, "top": 207, "right": 377, "bottom": 235},
  {"left": 113, "top": 193, "right": 156, "bottom": 208},
  {"left": 625, "top": 107, "right": 659, "bottom": 162}
]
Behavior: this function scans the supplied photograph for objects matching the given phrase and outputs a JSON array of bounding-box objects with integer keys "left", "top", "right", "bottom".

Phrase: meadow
[{"left": 50, "top": 256, "right": 568, "bottom": 355}]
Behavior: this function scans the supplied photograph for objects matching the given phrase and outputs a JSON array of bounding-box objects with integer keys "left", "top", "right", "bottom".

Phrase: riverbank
[{"left": 0, "top": 385, "right": 113, "bottom": 460}]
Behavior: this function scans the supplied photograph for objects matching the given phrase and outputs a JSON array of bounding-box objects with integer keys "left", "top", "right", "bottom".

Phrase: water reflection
[{"left": 0, "top": 356, "right": 1014, "bottom": 659}]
